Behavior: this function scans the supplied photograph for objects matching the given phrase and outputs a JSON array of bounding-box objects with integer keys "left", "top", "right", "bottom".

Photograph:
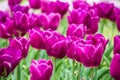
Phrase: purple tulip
[
  {"left": 0, "top": 18, "right": 15, "bottom": 39},
  {"left": 0, "top": 46, "right": 22, "bottom": 76},
  {"left": 28, "top": 14, "right": 39, "bottom": 29},
  {"left": 73, "top": 1, "right": 90, "bottom": 10},
  {"left": 109, "top": 7, "right": 120, "bottom": 21},
  {"left": 114, "top": 35, "right": 120, "bottom": 54},
  {"left": 41, "top": 1, "right": 69, "bottom": 18},
  {"left": 0, "top": 24, "right": 11, "bottom": 38},
  {"left": 29, "top": 0, "right": 41, "bottom": 9},
  {"left": 110, "top": 54, "right": 120, "bottom": 80},
  {"left": 38, "top": 13, "right": 60, "bottom": 30},
  {"left": 74, "top": 34, "right": 108, "bottom": 67},
  {"left": 116, "top": 15, "right": 120, "bottom": 31},
  {"left": 13, "top": 11, "right": 29, "bottom": 35},
  {"left": 68, "top": 9, "right": 87, "bottom": 24},
  {"left": 94, "top": 2, "right": 114, "bottom": 19},
  {"left": 29, "top": 29, "right": 45, "bottom": 49},
  {"left": 9, "top": 37, "right": 29, "bottom": 58},
  {"left": 11, "top": 4, "right": 29, "bottom": 13},
  {"left": 83, "top": 9, "right": 99, "bottom": 34},
  {"left": 45, "top": 30, "right": 67, "bottom": 58},
  {"left": 30, "top": 59, "right": 53, "bottom": 80},
  {"left": 67, "top": 24, "right": 86, "bottom": 39},
  {"left": 0, "top": 11, "right": 9, "bottom": 23},
  {"left": 8, "top": 0, "right": 22, "bottom": 9},
  {"left": 68, "top": 8, "right": 99, "bottom": 34}
]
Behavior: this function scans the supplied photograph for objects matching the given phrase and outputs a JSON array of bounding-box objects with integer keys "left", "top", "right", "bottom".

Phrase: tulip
[
  {"left": 29, "top": 0, "right": 41, "bottom": 9},
  {"left": 68, "top": 9, "right": 87, "bottom": 25},
  {"left": 0, "top": 18, "right": 15, "bottom": 39},
  {"left": 8, "top": 0, "right": 22, "bottom": 9},
  {"left": 68, "top": 8, "right": 99, "bottom": 34},
  {"left": 114, "top": 35, "right": 120, "bottom": 54},
  {"left": 67, "top": 24, "right": 86, "bottom": 39},
  {"left": 45, "top": 30, "right": 67, "bottom": 58},
  {"left": 13, "top": 11, "right": 29, "bottom": 36},
  {"left": 30, "top": 59, "right": 53, "bottom": 80},
  {"left": 116, "top": 15, "right": 120, "bottom": 31},
  {"left": 9, "top": 37, "right": 29, "bottom": 58},
  {"left": 29, "top": 29, "right": 45, "bottom": 49},
  {"left": 11, "top": 4, "right": 29, "bottom": 13},
  {"left": 93, "top": 2, "right": 114, "bottom": 19},
  {"left": 41, "top": 1, "right": 69, "bottom": 18},
  {"left": 74, "top": 34, "right": 108, "bottom": 67},
  {"left": 38, "top": 13, "right": 60, "bottom": 30},
  {"left": 110, "top": 54, "right": 120, "bottom": 80},
  {"left": 0, "top": 11, "right": 9, "bottom": 23},
  {"left": 73, "top": 1, "right": 90, "bottom": 10},
  {"left": 0, "top": 46, "right": 22, "bottom": 76}
]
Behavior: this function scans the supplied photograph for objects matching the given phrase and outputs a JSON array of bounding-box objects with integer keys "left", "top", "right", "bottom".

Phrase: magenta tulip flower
[
  {"left": 0, "top": 46, "right": 22, "bottom": 76},
  {"left": 41, "top": 1, "right": 69, "bottom": 18},
  {"left": 30, "top": 59, "right": 53, "bottom": 80},
  {"left": 116, "top": 15, "right": 120, "bottom": 31},
  {"left": 110, "top": 54, "right": 120, "bottom": 80},
  {"left": 0, "top": 11, "right": 9, "bottom": 23},
  {"left": 74, "top": 34, "right": 108, "bottom": 67},
  {"left": 38, "top": 13, "right": 60, "bottom": 30},
  {"left": 11, "top": 4, "right": 29, "bottom": 13},
  {"left": 29, "top": 29, "right": 45, "bottom": 49},
  {"left": 114, "top": 35, "right": 120, "bottom": 54},
  {"left": 73, "top": 1, "right": 90, "bottom": 10},
  {"left": 8, "top": 0, "right": 22, "bottom": 7},
  {"left": 0, "top": 18, "right": 15, "bottom": 39},
  {"left": 9, "top": 37, "right": 29, "bottom": 58},
  {"left": 67, "top": 24, "right": 86, "bottom": 39},
  {"left": 29, "top": 0, "right": 41, "bottom": 9},
  {"left": 45, "top": 30, "right": 67, "bottom": 58},
  {"left": 13, "top": 11, "right": 29, "bottom": 36}
]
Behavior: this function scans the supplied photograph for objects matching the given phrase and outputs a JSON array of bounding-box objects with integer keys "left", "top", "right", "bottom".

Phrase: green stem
[
  {"left": 52, "top": 57, "right": 56, "bottom": 80},
  {"left": 72, "top": 60, "right": 74, "bottom": 80},
  {"left": 78, "top": 63, "right": 82, "bottom": 80},
  {"left": 17, "top": 64, "right": 21, "bottom": 80},
  {"left": 94, "top": 68, "right": 97, "bottom": 80},
  {"left": 91, "top": 68, "right": 94, "bottom": 80}
]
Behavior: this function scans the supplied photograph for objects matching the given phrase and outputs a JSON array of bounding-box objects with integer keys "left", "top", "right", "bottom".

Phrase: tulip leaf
[{"left": 97, "top": 67, "right": 109, "bottom": 80}]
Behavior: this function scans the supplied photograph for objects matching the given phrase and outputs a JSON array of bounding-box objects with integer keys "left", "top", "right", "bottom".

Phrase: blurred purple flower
[
  {"left": 67, "top": 24, "right": 86, "bottom": 39},
  {"left": 38, "top": 13, "right": 60, "bottom": 30},
  {"left": 29, "top": 0, "right": 41, "bottom": 9},
  {"left": 0, "top": 46, "right": 22, "bottom": 76},
  {"left": 110, "top": 54, "right": 120, "bottom": 80},
  {"left": 93, "top": 2, "right": 120, "bottom": 21},
  {"left": 8, "top": 0, "right": 22, "bottom": 9},
  {"left": 0, "top": 11, "right": 9, "bottom": 23},
  {"left": 9, "top": 37, "right": 29, "bottom": 58},
  {"left": 41, "top": 1, "right": 69, "bottom": 18},
  {"left": 114, "top": 35, "right": 120, "bottom": 54},
  {"left": 30, "top": 59, "right": 53, "bottom": 80},
  {"left": 45, "top": 30, "right": 67, "bottom": 58},
  {"left": 116, "top": 15, "right": 120, "bottom": 31},
  {"left": 94, "top": 2, "right": 114, "bottom": 18},
  {"left": 73, "top": 1, "right": 90, "bottom": 10},
  {"left": 11, "top": 4, "right": 29, "bottom": 13},
  {"left": 29, "top": 29, "right": 45, "bottom": 49}
]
